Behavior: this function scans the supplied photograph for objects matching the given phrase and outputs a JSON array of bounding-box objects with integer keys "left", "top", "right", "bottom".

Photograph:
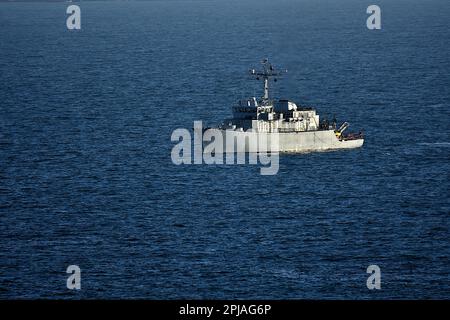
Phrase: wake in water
[{"left": 418, "top": 142, "right": 450, "bottom": 147}]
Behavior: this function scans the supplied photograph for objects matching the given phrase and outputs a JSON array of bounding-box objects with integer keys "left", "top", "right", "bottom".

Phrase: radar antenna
[{"left": 249, "top": 58, "right": 287, "bottom": 102}]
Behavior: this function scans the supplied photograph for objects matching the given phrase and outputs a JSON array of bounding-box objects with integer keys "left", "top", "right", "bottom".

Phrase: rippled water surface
[{"left": 0, "top": 0, "right": 449, "bottom": 299}]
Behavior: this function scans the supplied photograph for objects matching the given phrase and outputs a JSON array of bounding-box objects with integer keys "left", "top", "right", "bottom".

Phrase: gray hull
[{"left": 203, "top": 129, "right": 364, "bottom": 153}]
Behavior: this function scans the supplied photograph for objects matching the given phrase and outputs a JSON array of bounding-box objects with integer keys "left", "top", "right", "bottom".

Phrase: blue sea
[{"left": 0, "top": 0, "right": 449, "bottom": 299}]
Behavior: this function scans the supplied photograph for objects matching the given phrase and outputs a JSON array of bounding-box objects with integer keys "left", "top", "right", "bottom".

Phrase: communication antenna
[{"left": 249, "top": 58, "right": 287, "bottom": 102}]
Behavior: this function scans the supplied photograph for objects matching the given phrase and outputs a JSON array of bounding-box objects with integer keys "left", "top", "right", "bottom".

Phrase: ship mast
[{"left": 249, "top": 58, "right": 287, "bottom": 103}]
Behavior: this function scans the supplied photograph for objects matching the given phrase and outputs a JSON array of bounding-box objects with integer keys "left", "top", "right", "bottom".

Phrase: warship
[{"left": 205, "top": 59, "right": 364, "bottom": 153}]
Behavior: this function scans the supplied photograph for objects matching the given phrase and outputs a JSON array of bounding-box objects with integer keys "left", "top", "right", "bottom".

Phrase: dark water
[{"left": 0, "top": 0, "right": 449, "bottom": 299}]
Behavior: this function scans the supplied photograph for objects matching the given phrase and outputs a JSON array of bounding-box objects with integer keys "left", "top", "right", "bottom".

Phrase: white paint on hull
[{"left": 204, "top": 129, "right": 364, "bottom": 153}]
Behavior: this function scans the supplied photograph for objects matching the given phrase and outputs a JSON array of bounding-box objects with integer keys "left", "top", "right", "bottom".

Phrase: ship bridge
[{"left": 222, "top": 59, "right": 327, "bottom": 133}]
